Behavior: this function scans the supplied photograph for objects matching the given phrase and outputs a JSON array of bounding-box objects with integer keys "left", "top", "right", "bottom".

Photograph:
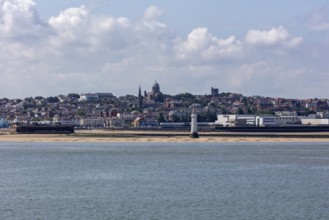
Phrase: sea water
[{"left": 0, "top": 142, "right": 329, "bottom": 220}]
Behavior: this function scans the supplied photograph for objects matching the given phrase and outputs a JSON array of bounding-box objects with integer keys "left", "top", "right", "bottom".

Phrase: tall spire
[
  {"left": 138, "top": 85, "right": 142, "bottom": 97},
  {"left": 138, "top": 85, "right": 143, "bottom": 112}
]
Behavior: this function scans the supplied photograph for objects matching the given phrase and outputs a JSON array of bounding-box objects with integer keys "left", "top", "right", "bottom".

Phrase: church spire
[
  {"left": 138, "top": 85, "right": 143, "bottom": 112},
  {"left": 138, "top": 85, "right": 142, "bottom": 97}
]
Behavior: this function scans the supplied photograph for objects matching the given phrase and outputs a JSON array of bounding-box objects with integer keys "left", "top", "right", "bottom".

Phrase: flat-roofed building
[
  {"left": 80, "top": 117, "right": 105, "bottom": 128},
  {"left": 79, "top": 94, "right": 99, "bottom": 102},
  {"left": 216, "top": 114, "right": 300, "bottom": 127}
]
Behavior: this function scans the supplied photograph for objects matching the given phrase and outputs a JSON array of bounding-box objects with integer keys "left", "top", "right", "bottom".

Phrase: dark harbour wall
[
  {"left": 15, "top": 125, "right": 74, "bottom": 134},
  {"left": 216, "top": 125, "right": 329, "bottom": 132}
]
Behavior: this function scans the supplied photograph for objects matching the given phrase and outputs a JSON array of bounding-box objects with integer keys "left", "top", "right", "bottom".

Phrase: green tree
[
  {"left": 221, "top": 108, "right": 227, "bottom": 114},
  {"left": 76, "top": 111, "right": 86, "bottom": 117},
  {"left": 47, "top": 96, "right": 59, "bottom": 103},
  {"left": 24, "top": 97, "right": 33, "bottom": 102},
  {"left": 174, "top": 93, "right": 194, "bottom": 100},
  {"left": 247, "top": 108, "right": 254, "bottom": 114},
  {"left": 68, "top": 93, "right": 80, "bottom": 99},
  {"left": 157, "top": 113, "right": 166, "bottom": 122},
  {"left": 171, "top": 114, "right": 180, "bottom": 122},
  {"left": 237, "top": 108, "right": 244, "bottom": 115}
]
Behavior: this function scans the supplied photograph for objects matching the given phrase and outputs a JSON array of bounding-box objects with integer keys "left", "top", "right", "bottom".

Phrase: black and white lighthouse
[{"left": 190, "top": 110, "right": 199, "bottom": 138}]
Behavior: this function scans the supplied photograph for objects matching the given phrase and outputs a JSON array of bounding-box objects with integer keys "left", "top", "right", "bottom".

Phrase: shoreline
[{"left": 1, "top": 130, "right": 329, "bottom": 142}]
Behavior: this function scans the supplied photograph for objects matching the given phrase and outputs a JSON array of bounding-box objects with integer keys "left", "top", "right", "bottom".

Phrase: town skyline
[
  {"left": 2, "top": 86, "right": 329, "bottom": 101},
  {"left": 2, "top": 81, "right": 329, "bottom": 100},
  {"left": 1, "top": 82, "right": 329, "bottom": 130},
  {"left": 1, "top": 0, "right": 329, "bottom": 98}
]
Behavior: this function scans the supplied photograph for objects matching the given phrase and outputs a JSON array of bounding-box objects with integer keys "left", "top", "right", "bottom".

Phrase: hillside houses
[{"left": 1, "top": 84, "right": 329, "bottom": 128}]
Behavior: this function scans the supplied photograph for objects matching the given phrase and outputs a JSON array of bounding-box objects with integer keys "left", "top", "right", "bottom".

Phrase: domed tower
[
  {"left": 145, "top": 81, "right": 164, "bottom": 103},
  {"left": 152, "top": 81, "right": 160, "bottom": 93},
  {"left": 153, "top": 81, "right": 164, "bottom": 102}
]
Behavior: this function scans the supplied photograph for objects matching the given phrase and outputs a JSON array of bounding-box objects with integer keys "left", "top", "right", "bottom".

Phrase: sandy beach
[{"left": 1, "top": 129, "right": 329, "bottom": 143}]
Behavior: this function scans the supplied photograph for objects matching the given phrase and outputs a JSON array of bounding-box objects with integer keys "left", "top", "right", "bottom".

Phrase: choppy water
[{"left": 0, "top": 142, "right": 329, "bottom": 220}]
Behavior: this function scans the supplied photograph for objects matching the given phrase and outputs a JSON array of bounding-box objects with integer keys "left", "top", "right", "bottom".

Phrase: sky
[{"left": 1, "top": 0, "right": 329, "bottom": 99}]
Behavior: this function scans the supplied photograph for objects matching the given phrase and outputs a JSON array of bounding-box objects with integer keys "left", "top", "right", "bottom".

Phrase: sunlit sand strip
[{"left": 1, "top": 133, "right": 329, "bottom": 143}]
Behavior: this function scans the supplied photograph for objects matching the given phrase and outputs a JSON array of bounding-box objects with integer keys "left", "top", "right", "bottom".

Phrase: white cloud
[
  {"left": 48, "top": 5, "right": 88, "bottom": 32},
  {"left": 0, "top": 0, "right": 48, "bottom": 40},
  {"left": 0, "top": 1, "right": 178, "bottom": 97},
  {"left": 143, "top": 5, "right": 164, "bottom": 20},
  {"left": 245, "top": 26, "right": 303, "bottom": 48},
  {"left": 176, "top": 27, "right": 243, "bottom": 63},
  {"left": 0, "top": 0, "right": 327, "bottom": 99},
  {"left": 142, "top": 5, "right": 168, "bottom": 33},
  {"left": 48, "top": 5, "right": 89, "bottom": 46}
]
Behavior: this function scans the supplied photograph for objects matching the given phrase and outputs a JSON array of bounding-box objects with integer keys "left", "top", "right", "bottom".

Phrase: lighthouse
[{"left": 190, "top": 110, "right": 199, "bottom": 138}]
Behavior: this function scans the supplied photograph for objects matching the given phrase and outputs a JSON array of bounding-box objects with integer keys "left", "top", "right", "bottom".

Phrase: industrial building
[{"left": 215, "top": 114, "right": 301, "bottom": 127}]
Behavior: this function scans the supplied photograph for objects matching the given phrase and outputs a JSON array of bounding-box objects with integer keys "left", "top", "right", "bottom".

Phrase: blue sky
[
  {"left": 36, "top": 0, "right": 325, "bottom": 36},
  {"left": 1, "top": 0, "right": 329, "bottom": 98}
]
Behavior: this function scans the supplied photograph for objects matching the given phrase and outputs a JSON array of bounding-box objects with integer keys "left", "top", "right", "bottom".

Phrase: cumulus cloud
[
  {"left": 144, "top": 5, "right": 164, "bottom": 20},
  {"left": 176, "top": 27, "right": 243, "bottom": 63},
  {"left": 0, "top": 0, "right": 49, "bottom": 41},
  {"left": 0, "top": 1, "right": 177, "bottom": 97},
  {"left": 48, "top": 5, "right": 132, "bottom": 52},
  {"left": 48, "top": 5, "right": 88, "bottom": 38},
  {"left": 0, "top": 0, "right": 326, "bottom": 99},
  {"left": 245, "top": 26, "right": 303, "bottom": 48},
  {"left": 141, "top": 5, "right": 168, "bottom": 35}
]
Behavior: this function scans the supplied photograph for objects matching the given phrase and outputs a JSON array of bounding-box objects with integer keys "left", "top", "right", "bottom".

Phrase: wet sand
[{"left": 1, "top": 130, "right": 329, "bottom": 143}]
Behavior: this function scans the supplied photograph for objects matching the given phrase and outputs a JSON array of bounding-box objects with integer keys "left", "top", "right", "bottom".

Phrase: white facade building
[
  {"left": 53, "top": 115, "right": 81, "bottom": 126},
  {"left": 255, "top": 115, "right": 299, "bottom": 126},
  {"left": 80, "top": 118, "right": 105, "bottom": 128},
  {"left": 301, "top": 118, "right": 329, "bottom": 125},
  {"left": 255, "top": 116, "right": 277, "bottom": 126},
  {"left": 216, "top": 114, "right": 301, "bottom": 127},
  {"left": 105, "top": 117, "right": 124, "bottom": 127},
  {"left": 117, "top": 113, "right": 138, "bottom": 121},
  {"left": 79, "top": 94, "right": 99, "bottom": 102},
  {"left": 215, "top": 115, "right": 255, "bottom": 127}
]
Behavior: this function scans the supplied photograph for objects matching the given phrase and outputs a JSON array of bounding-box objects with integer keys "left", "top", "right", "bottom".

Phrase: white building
[
  {"left": 215, "top": 115, "right": 255, "bottom": 127},
  {"left": 275, "top": 111, "right": 297, "bottom": 116},
  {"left": 301, "top": 118, "right": 329, "bottom": 125},
  {"left": 216, "top": 114, "right": 300, "bottom": 127},
  {"left": 105, "top": 117, "right": 124, "bottom": 127},
  {"left": 117, "top": 112, "right": 138, "bottom": 121},
  {"left": 80, "top": 118, "right": 105, "bottom": 128},
  {"left": 79, "top": 94, "right": 99, "bottom": 102},
  {"left": 255, "top": 115, "right": 300, "bottom": 126},
  {"left": 255, "top": 116, "right": 276, "bottom": 126},
  {"left": 53, "top": 115, "right": 81, "bottom": 126},
  {"left": 300, "top": 113, "right": 329, "bottom": 125}
]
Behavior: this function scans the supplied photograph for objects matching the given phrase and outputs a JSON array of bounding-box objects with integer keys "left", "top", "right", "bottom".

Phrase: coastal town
[{"left": 1, "top": 81, "right": 329, "bottom": 130}]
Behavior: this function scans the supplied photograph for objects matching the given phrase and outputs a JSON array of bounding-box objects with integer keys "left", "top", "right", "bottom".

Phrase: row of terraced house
[{"left": 2, "top": 83, "right": 329, "bottom": 129}]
